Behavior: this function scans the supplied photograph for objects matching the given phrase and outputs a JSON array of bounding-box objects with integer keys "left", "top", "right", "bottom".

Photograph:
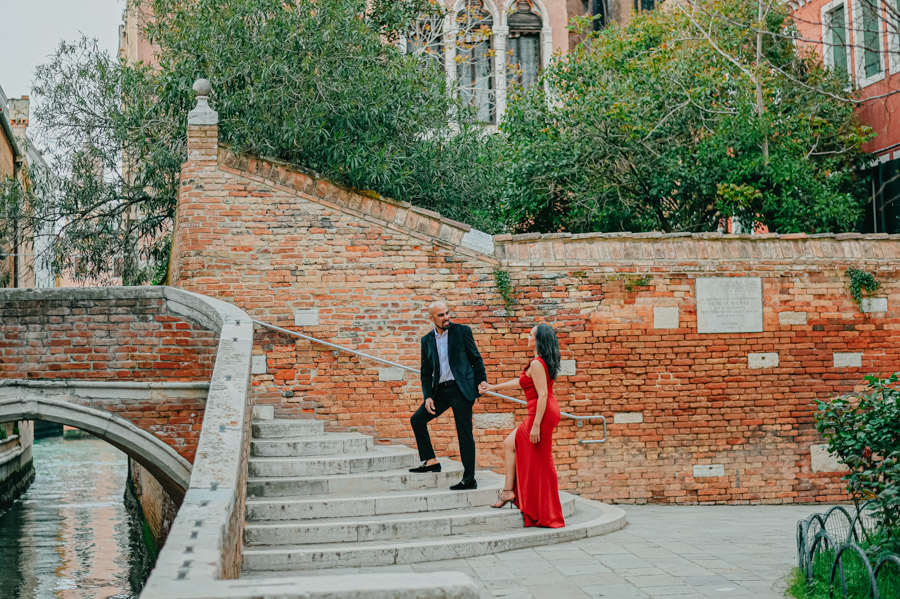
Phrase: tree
[
  {"left": 18, "top": 0, "right": 506, "bottom": 285},
  {"left": 500, "top": 0, "right": 874, "bottom": 234}
]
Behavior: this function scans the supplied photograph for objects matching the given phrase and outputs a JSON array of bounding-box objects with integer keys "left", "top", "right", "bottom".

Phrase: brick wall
[
  {"left": 0, "top": 293, "right": 218, "bottom": 461},
  {"left": 170, "top": 128, "right": 900, "bottom": 504},
  {"left": 129, "top": 459, "right": 178, "bottom": 546}
]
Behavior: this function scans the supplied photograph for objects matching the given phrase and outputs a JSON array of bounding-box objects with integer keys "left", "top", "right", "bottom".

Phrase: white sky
[{"left": 1, "top": 0, "right": 124, "bottom": 108}]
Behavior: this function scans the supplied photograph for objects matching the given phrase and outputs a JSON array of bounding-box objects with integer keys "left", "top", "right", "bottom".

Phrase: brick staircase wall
[{"left": 170, "top": 124, "right": 900, "bottom": 505}]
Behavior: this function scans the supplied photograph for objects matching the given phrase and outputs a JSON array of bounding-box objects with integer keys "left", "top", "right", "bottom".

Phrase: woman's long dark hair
[{"left": 534, "top": 324, "right": 561, "bottom": 380}]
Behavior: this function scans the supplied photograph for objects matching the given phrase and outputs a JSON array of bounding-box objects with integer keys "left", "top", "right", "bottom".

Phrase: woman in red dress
[{"left": 483, "top": 324, "right": 565, "bottom": 528}]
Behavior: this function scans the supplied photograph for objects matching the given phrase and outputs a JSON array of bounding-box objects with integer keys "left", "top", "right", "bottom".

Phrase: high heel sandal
[{"left": 491, "top": 489, "right": 516, "bottom": 509}]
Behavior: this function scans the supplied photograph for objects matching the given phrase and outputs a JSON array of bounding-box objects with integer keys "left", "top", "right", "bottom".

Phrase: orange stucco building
[
  {"left": 793, "top": 0, "right": 900, "bottom": 231},
  {"left": 0, "top": 86, "right": 49, "bottom": 288}
]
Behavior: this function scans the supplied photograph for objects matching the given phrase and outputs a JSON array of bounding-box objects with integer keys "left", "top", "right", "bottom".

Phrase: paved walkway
[{"left": 315, "top": 504, "right": 825, "bottom": 599}]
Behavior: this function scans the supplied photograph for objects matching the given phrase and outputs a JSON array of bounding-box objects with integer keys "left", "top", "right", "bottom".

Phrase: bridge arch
[{"left": 0, "top": 393, "right": 191, "bottom": 502}]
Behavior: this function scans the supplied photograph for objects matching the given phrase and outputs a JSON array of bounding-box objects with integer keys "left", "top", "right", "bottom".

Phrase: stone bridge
[
  {"left": 0, "top": 286, "right": 256, "bottom": 587},
  {"left": 0, "top": 380, "right": 203, "bottom": 500},
  {"left": 0, "top": 287, "right": 224, "bottom": 499}
]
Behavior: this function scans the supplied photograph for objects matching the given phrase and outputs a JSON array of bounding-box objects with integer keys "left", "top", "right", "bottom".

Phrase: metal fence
[{"left": 796, "top": 503, "right": 900, "bottom": 598}]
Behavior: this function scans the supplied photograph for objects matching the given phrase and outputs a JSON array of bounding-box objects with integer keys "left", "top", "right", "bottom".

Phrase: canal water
[{"left": 0, "top": 436, "right": 148, "bottom": 599}]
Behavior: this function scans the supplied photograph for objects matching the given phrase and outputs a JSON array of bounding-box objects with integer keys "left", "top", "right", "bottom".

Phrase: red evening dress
[{"left": 514, "top": 357, "right": 565, "bottom": 528}]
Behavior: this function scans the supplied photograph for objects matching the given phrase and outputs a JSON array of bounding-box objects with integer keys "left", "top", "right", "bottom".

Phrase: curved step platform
[{"left": 242, "top": 418, "right": 626, "bottom": 576}]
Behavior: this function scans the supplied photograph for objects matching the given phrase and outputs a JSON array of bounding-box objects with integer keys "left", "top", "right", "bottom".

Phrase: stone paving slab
[{"left": 295, "top": 504, "right": 830, "bottom": 599}]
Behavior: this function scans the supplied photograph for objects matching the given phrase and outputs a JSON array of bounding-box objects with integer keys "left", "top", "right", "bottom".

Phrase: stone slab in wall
[
  {"left": 810, "top": 444, "right": 845, "bottom": 473},
  {"left": 653, "top": 307, "right": 679, "bottom": 329},
  {"left": 473, "top": 413, "right": 515, "bottom": 430},
  {"left": 693, "top": 464, "right": 726, "bottom": 478},
  {"left": 747, "top": 353, "right": 779, "bottom": 369},
  {"left": 696, "top": 277, "right": 763, "bottom": 334}
]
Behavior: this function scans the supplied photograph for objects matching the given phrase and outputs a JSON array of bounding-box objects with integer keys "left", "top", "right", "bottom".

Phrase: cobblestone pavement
[{"left": 318, "top": 504, "right": 827, "bottom": 598}]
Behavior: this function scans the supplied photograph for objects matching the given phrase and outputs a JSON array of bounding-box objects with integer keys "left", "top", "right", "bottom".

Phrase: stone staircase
[{"left": 241, "top": 416, "right": 626, "bottom": 576}]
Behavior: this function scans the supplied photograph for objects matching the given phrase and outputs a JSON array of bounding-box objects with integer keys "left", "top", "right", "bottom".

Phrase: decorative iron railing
[{"left": 797, "top": 503, "right": 900, "bottom": 598}]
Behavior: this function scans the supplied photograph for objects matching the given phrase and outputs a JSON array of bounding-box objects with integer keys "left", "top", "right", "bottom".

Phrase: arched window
[
  {"left": 507, "top": 0, "right": 543, "bottom": 90},
  {"left": 456, "top": 0, "right": 495, "bottom": 123}
]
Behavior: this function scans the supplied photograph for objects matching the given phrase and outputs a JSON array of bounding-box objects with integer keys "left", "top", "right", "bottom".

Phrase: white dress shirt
[{"left": 434, "top": 328, "right": 454, "bottom": 384}]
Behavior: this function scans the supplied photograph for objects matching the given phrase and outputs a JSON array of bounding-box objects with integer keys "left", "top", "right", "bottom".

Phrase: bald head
[{"left": 427, "top": 302, "right": 451, "bottom": 332}]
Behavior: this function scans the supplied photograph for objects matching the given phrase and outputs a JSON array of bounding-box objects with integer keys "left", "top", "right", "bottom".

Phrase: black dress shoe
[
  {"left": 409, "top": 461, "right": 442, "bottom": 473},
  {"left": 449, "top": 479, "right": 477, "bottom": 491}
]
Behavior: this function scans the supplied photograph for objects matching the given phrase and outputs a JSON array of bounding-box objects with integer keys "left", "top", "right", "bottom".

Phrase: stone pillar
[
  {"left": 169, "top": 79, "right": 219, "bottom": 286},
  {"left": 541, "top": 26, "right": 553, "bottom": 69},
  {"left": 186, "top": 79, "right": 219, "bottom": 162},
  {"left": 444, "top": 14, "right": 458, "bottom": 102},
  {"left": 493, "top": 25, "right": 509, "bottom": 122}
]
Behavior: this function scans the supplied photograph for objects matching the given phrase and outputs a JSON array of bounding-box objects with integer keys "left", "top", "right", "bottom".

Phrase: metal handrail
[{"left": 252, "top": 319, "right": 607, "bottom": 444}]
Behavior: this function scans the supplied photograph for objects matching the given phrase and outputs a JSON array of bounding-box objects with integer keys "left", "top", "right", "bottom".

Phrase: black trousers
[{"left": 410, "top": 382, "right": 475, "bottom": 482}]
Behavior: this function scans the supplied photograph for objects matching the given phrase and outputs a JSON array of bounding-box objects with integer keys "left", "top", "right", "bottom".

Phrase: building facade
[
  {"left": 0, "top": 86, "right": 51, "bottom": 289},
  {"left": 118, "top": 0, "right": 655, "bottom": 125},
  {"left": 793, "top": 0, "right": 900, "bottom": 232}
]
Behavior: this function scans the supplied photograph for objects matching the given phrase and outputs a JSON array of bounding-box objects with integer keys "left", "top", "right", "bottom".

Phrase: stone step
[
  {"left": 241, "top": 499, "right": 627, "bottom": 572},
  {"left": 245, "top": 473, "right": 505, "bottom": 521},
  {"left": 247, "top": 460, "right": 465, "bottom": 498},
  {"left": 244, "top": 494, "right": 578, "bottom": 546},
  {"left": 250, "top": 433, "right": 373, "bottom": 457},
  {"left": 248, "top": 445, "right": 419, "bottom": 478},
  {"left": 205, "top": 572, "right": 478, "bottom": 599},
  {"left": 252, "top": 419, "right": 325, "bottom": 439}
]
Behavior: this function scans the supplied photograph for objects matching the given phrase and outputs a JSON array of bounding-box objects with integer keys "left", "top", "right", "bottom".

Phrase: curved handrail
[{"left": 252, "top": 319, "right": 607, "bottom": 444}]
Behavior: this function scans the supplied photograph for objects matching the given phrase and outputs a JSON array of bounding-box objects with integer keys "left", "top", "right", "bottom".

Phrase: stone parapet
[{"left": 494, "top": 231, "right": 900, "bottom": 266}]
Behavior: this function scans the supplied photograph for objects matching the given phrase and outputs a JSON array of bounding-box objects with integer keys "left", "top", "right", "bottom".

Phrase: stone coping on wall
[
  {"left": 217, "top": 146, "right": 900, "bottom": 268},
  {"left": 493, "top": 231, "right": 900, "bottom": 266}
]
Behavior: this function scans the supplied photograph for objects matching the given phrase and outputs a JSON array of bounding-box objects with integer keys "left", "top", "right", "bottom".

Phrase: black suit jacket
[{"left": 420, "top": 322, "right": 486, "bottom": 402}]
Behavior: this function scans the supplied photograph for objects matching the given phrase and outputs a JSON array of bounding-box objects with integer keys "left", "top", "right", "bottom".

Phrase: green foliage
[
  {"left": 786, "top": 566, "right": 813, "bottom": 599},
  {"left": 493, "top": 269, "right": 515, "bottom": 316},
  {"left": 23, "top": 0, "right": 505, "bottom": 283},
  {"left": 788, "top": 541, "right": 900, "bottom": 598},
  {"left": 847, "top": 267, "right": 881, "bottom": 308},
  {"left": 624, "top": 274, "right": 651, "bottom": 292},
  {"left": 145, "top": 0, "right": 505, "bottom": 227},
  {"left": 815, "top": 374, "right": 900, "bottom": 553},
  {"left": 500, "top": 0, "right": 873, "bottom": 234},
  {"left": 0, "top": 425, "right": 7, "bottom": 441},
  {"left": 28, "top": 40, "right": 183, "bottom": 285},
  {"left": 16, "top": 0, "right": 880, "bottom": 284}
]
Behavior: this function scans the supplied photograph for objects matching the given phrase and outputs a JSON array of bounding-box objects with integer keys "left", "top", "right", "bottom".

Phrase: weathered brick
[{"left": 166, "top": 148, "right": 900, "bottom": 505}]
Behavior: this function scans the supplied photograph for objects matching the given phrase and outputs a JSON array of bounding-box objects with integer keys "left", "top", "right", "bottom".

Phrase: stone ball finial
[{"left": 193, "top": 78, "right": 212, "bottom": 97}]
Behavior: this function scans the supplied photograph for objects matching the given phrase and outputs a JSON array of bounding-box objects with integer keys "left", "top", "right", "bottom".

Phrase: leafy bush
[
  {"left": 501, "top": 0, "right": 872, "bottom": 234},
  {"left": 816, "top": 373, "right": 900, "bottom": 554}
]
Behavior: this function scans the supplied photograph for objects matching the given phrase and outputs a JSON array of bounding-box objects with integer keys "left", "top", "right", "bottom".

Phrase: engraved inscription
[{"left": 696, "top": 278, "right": 763, "bottom": 334}]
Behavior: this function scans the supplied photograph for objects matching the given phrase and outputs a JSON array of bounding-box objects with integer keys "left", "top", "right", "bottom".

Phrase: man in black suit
[{"left": 409, "top": 301, "right": 487, "bottom": 490}]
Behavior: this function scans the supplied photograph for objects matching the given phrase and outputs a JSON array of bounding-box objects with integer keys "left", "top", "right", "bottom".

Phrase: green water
[{"left": 0, "top": 436, "right": 147, "bottom": 599}]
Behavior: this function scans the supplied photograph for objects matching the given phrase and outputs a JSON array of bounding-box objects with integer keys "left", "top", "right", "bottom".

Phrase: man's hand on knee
[{"left": 425, "top": 397, "right": 435, "bottom": 414}]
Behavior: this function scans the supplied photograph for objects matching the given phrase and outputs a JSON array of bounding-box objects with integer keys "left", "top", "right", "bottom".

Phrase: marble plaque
[{"left": 696, "top": 277, "right": 763, "bottom": 334}]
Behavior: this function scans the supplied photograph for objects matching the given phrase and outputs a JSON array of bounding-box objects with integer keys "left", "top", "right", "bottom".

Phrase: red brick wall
[
  {"left": 0, "top": 294, "right": 218, "bottom": 461},
  {"left": 171, "top": 136, "right": 900, "bottom": 504},
  {"left": 129, "top": 459, "right": 178, "bottom": 545}
]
